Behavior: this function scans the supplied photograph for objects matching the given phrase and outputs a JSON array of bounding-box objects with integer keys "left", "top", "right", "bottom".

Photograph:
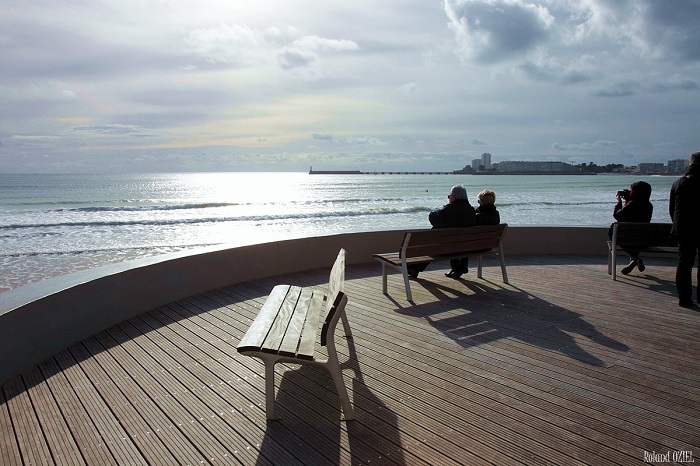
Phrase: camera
[{"left": 617, "top": 189, "right": 631, "bottom": 201}]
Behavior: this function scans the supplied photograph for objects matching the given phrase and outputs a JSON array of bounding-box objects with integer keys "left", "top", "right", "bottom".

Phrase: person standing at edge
[
  {"left": 612, "top": 181, "right": 653, "bottom": 275},
  {"left": 407, "top": 185, "right": 476, "bottom": 279},
  {"left": 669, "top": 152, "right": 700, "bottom": 308}
]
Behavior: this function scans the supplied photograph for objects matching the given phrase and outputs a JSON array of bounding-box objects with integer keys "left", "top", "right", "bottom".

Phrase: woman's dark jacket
[
  {"left": 609, "top": 197, "right": 652, "bottom": 240},
  {"left": 669, "top": 165, "right": 700, "bottom": 240},
  {"left": 613, "top": 199, "right": 653, "bottom": 223},
  {"left": 428, "top": 199, "right": 476, "bottom": 228},
  {"left": 475, "top": 204, "right": 500, "bottom": 225}
]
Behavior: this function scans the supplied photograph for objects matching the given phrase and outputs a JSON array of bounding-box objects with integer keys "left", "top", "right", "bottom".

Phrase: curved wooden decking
[{"left": 2, "top": 255, "right": 698, "bottom": 465}]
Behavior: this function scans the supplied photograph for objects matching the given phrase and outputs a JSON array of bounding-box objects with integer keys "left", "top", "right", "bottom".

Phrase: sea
[{"left": 0, "top": 172, "right": 678, "bottom": 294}]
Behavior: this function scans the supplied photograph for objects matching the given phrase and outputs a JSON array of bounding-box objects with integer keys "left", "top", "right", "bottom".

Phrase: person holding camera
[
  {"left": 611, "top": 181, "right": 653, "bottom": 275},
  {"left": 669, "top": 152, "right": 700, "bottom": 308}
]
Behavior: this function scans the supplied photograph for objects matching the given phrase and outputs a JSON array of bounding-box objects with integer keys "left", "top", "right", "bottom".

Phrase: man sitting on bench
[{"left": 408, "top": 184, "right": 476, "bottom": 279}]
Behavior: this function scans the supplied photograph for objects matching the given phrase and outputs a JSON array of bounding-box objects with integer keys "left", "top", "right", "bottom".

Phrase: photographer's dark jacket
[
  {"left": 475, "top": 203, "right": 500, "bottom": 225},
  {"left": 613, "top": 199, "right": 653, "bottom": 223},
  {"left": 669, "top": 165, "right": 700, "bottom": 240},
  {"left": 429, "top": 199, "right": 476, "bottom": 229}
]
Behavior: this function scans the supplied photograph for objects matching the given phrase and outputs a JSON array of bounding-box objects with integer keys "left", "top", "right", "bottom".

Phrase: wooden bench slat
[
  {"left": 294, "top": 293, "right": 325, "bottom": 359},
  {"left": 236, "top": 284, "right": 294, "bottom": 353},
  {"left": 278, "top": 288, "right": 316, "bottom": 359},
  {"left": 262, "top": 286, "right": 303, "bottom": 353}
]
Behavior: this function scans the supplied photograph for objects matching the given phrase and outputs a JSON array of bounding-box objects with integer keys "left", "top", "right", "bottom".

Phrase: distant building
[
  {"left": 638, "top": 162, "right": 665, "bottom": 174},
  {"left": 497, "top": 161, "right": 578, "bottom": 173},
  {"left": 481, "top": 153, "right": 492, "bottom": 170},
  {"left": 471, "top": 158, "right": 481, "bottom": 171},
  {"left": 668, "top": 158, "right": 689, "bottom": 174}
]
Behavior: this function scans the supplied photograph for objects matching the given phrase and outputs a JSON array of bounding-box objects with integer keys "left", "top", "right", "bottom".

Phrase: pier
[{"left": 309, "top": 168, "right": 460, "bottom": 175}]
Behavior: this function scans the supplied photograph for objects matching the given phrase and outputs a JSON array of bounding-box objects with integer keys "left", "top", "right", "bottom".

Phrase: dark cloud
[
  {"left": 445, "top": 0, "right": 553, "bottom": 62},
  {"left": 642, "top": 0, "right": 700, "bottom": 61}
]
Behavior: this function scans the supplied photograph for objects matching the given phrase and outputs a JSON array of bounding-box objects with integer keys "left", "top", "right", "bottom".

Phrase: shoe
[
  {"left": 407, "top": 267, "right": 419, "bottom": 278},
  {"left": 679, "top": 299, "right": 694, "bottom": 308},
  {"left": 637, "top": 258, "right": 645, "bottom": 272},
  {"left": 445, "top": 270, "right": 463, "bottom": 279},
  {"left": 620, "top": 260, "right": 637, "bottom": 275}
]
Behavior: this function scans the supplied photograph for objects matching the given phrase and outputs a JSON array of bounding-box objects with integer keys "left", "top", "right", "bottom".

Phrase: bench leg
[
  {"left": 263, "top": 358, "right": 278, "bottom": 420},
  {"left": 381, "top": 263, "right": 388, "bottom": 295},
  {"left": 400, "top": 263, "right": 413, "bottom": 301},
  {"left": 498, "top": 252, "right": 509, "bottom": 284},
  {"left": 477, "top": 256, "right": 483, "bottom": 279},
  {"left": 340, "top": 310, "right": 353, "bottom": 339},
  {"left": 326, "top": 341, "right": 355, "bottom": 421}
]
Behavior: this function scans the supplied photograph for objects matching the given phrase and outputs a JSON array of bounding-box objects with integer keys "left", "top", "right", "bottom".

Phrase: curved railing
[{"left": 0, "top": 226, "right": 608, "bottom": 385}]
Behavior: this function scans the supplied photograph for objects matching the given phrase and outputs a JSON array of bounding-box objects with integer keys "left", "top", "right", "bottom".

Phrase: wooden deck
[{"left": 1, "top": 255, "right": 698, "bottom": 465}]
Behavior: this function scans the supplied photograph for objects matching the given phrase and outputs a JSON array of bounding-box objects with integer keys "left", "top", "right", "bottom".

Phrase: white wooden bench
[
  {"left": 607, "top": 222, "right": 677, "bottom": 280},
  {"left": 373, "top": 224, "right": 509, "bottom": 301},
  {"left": 236, "top": 249, "right": 355, "bottom": 421}
]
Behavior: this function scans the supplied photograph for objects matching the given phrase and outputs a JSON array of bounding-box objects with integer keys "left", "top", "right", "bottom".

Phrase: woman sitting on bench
[{"left": 610, "top": 181, "right": 653, "bottom": 275}]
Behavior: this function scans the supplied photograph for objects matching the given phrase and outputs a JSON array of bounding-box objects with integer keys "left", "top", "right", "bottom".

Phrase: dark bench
[
  {"left": 236, "top": 249, "right": 355, "bottom": 421},
  {"left": 373, "top": 224, "right": 509, "bottom": 301},
  {"left": 607, "top": 222, "right": 677, "bottom": 280}
]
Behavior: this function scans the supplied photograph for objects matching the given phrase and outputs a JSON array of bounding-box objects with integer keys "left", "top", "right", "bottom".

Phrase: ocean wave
[
  {"left": 0, "top": 205, "right": 433, "bottom": 230},
  {"left": 52, "top": 197, "right": 413, "bottom": 212},
  {"left": 63, "top": 202, "right": 241, "bottom": 213},
  {"left": 0, "top": 243, "right": 217, "bottom": 258}
]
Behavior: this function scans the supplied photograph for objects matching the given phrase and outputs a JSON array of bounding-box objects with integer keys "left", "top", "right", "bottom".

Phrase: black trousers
[
  {"left": 676, "top": 238, "right": 699, "bottom": 302},
  {"left": 450, "top": 258, "right": 469, "bottom": 272},
  {"left": 410, "top": 257, "right": 469, "bottom": 274}
]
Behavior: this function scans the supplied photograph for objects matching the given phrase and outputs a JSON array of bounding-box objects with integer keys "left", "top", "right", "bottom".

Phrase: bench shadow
[
  {"left": 257, "top": 336, "right": 404, "bottom": 465},
  {"left": 397, "top": 280, "right": 629, "bottom": 367}
]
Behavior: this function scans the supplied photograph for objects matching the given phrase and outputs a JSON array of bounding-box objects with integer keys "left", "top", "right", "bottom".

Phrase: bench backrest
[
  {"left": 612, "top": 222, "right": 675, "bottom": 248},
  {"left": 321, "top": 248, "right": 347, "bottom": 346},
  {"left": 401, "top": 224, "right": 508, "bottom": 259}
]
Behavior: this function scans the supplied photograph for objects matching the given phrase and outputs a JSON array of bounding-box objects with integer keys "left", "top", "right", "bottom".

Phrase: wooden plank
[
  {"left": 69, "top": 340, "right": 181, "bottom": 466},
  {"left": 21, "top": 365, "right": 87, "bottom": 466},
  {"left": 0, "top": 385, "right": 22, "bottom": 466},
  {"left": 49, "top": 351, "right": 146, "bottom": 466},
  {"left": 3, "top": 376, "right": 54, "bottom": 465}
]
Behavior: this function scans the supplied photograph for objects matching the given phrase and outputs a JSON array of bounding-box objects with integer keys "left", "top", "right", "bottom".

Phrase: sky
[{"left": 1, "top": 0, "right": 699, "bottom": 173}]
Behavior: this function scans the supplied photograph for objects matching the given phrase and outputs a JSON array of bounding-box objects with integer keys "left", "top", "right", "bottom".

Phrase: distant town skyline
[{"left": 1, "top": 1, "right": 699, "bottom": 173}]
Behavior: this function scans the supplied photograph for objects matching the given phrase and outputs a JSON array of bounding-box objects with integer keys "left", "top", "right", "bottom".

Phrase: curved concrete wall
[{"left": 0, "top": 226, "right": 608, "bottom": 385}]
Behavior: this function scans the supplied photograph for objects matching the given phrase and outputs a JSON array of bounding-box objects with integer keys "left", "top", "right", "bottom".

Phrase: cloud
[
  {"left": 184, "top": 24, "right": 358, "bottom": 79},
  {"left": 184, "top": 24, "right": 271, "bottom": 67},
  {"left": 312, "top": 133, "right": 388, "bottom": 146},
  {"left": 2, "top": 1, "right": 700, "bottom": 173},
  {"left": 649, "top": 74, "right": 699, "bottom": 93},
  {"left": 639, "top": 1, "right": 700, "bottom": 62},
  {"left": 593, "top": 81, "right": 639, "bottom": 98},
  {"left": 444, "top": 0, "right": 554, "bottom": 63},
  {"left": 551, "top": 140, "right": 622, "bottom": 152}
]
